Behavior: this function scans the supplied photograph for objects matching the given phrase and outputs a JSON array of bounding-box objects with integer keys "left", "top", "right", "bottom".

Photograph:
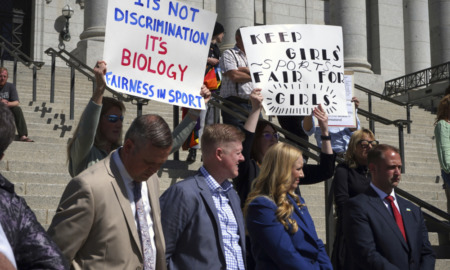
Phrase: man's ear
[
  {"left": 368, "top": 163, "right": 376, "bottom": 173},
  {"left": 122, "top": 139, "right": 134, "bottom": 154},
  {"left": 215, "top": 148, "right": 223, "bottom": 161}
]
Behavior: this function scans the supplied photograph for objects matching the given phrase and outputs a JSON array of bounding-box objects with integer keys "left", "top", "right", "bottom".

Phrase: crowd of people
[{"left": 0, "top": 22, "right": 443, "bottom": 270}]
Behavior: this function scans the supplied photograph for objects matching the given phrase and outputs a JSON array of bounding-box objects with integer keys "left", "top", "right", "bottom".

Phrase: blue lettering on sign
[
  {"left": 105, "top": 72, "right": 155, "bottom": 98},
  {"left": 167, "top": 89, "right": 202, "bottom": 107},
  {"left": 134, "top": 0, "right": 160, "bottom": 10},
  {"left": 113, "top": 7, "right": 209, "bottom": 46},
  {"left": 105, "top": 72, "right": 202, "bottom": 107},
  {"left": 157, "top": 88, "right": 166, "bottom": 99},
  {"left": 168, "top": 1, "right": 199, "bottom": 22}
]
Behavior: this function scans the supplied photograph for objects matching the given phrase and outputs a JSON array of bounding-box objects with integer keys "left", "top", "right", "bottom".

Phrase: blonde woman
[
  {"left": 331, "top": 128, "right": 378, "bottom": 269},
  {"left": 245, "top": 142, "right": 332, "bottom": 270}
]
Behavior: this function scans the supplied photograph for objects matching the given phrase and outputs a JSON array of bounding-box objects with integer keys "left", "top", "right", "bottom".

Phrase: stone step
[
  {"left": 1, "top": 171, "right": 71, "bottom": 184},
  {"left": 3, "top": 149, "right": 67, "bottom": 162}
]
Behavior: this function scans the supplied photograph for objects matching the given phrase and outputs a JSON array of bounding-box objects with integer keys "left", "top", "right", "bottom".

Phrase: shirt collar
[
  {"left": 200, "top": 166, "right": 233, "bottom": 193},
  {"left": 112, "top": 148, "right": 134, "bottom": 190},
  {"left": 370, "top": 182, "right": 396, "bottom": 201},
  {"left": 233, "top": 44, "right": 245, "bottom": 55}
]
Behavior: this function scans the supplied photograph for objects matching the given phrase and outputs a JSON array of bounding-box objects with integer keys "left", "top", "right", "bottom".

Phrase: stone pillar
[
  {"left": 330, "top": 0, "right": 372, "bottom": 73},
  {"left": 430, "top": 0, "right": 450, "bottom": 65},
  {"left": 217, "top": 0, "right": 254, "bottom": 50},
  {"left": 404, "top": 0, "right": 431, "bottom": 73},
  {"left": 72, "top": 0, "right": 108, "bottom": 67}
]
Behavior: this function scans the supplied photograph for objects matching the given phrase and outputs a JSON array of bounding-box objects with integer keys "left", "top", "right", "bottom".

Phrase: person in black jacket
[
  {"left": 0, "top": 102, "right": 68, "bottom": 269},
  {"left": 331, "top": 128, "right": 377, "bottom": 269}
]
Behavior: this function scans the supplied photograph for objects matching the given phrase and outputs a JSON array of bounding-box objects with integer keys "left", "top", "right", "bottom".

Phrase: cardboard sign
[
  {"left": 104, "top": 0, "right": 217, "bottom": 109},
  {"left": 327, "top": 72, "right": 357, "bottom": 127},
  {"left": 241, "top": 24, "right": 347, "bottom": 116}
]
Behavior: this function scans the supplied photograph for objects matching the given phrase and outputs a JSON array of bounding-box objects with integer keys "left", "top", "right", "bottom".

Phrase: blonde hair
[
  {"left": 244, "top": 142, "right": 303, "bottom": 234},
  {"left": 344, "top": 128, "right": 375, "bottom": 168},
  {"left": 435, "top": 95, "right": 450, "bottom": 124},
  {"left": 201, "top": 123, "right": 244, "bottom": 158}
]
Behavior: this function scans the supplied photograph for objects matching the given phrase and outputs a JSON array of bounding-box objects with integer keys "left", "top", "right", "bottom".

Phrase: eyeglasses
[
  {"left": 106, "top": 114, "right": 124, "bottom": 123},
  {"left": 358, "top": 140, "right": 379, "bottom": 148},
  {"left": 262, "top": 132, "right": 280, "bottom": 141}
]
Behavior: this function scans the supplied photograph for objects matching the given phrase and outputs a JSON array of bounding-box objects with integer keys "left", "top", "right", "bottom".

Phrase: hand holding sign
[{"left": 313, "top": 104, "right": 329, "bottom": 136}]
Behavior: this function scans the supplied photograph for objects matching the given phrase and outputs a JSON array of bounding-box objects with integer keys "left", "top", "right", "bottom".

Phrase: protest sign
[
  {"left": 104, "top": 0, "right": 217, "bottom": 109},
  {"left": 327, "top": 72, "right": 357, "bottom": 127},
  {"left": 241, "top": 24, "right": 347, "bottom": 116}
]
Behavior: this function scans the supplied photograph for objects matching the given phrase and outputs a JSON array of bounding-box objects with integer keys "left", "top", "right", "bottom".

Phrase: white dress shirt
[
  {"left": 113, "top": 149, "right": 156, "bottom": 269},
  {"left": 0, "top": 223, "right": 16, "bottom": 268},
  {"left": 370, "top": 182, "right": 402, "bottom": 216}
]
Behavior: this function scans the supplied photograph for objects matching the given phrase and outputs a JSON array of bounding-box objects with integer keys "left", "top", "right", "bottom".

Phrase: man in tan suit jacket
[{"left": 48, "top": 114, "right": 172, "bottom": 270}]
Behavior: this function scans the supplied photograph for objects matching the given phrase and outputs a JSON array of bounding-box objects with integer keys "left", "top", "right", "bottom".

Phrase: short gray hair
[{"left": 125, "top": 114, "right": 172, "bottom": 149}]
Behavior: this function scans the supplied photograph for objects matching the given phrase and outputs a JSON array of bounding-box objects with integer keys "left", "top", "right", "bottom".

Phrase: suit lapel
[
  {"left": 195, "top": 175, "right": 226, "bottom": 260},
  {"left": 146, "top": 174, "right": 166, "bottom": 270},
  {"left": 366, "top": 188, "right": 408, "bottom": 250},
  {"left": 397, "top": 196, "right": 415, "bottom": 247},
  {"left": 107, "top": 154, "right": 143, "bottom": 257}
]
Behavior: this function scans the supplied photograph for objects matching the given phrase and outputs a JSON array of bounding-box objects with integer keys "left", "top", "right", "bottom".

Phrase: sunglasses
[
  {"left": 358, "top": 140, "right": 379, "bottom": 148},
  {"left": 262, "top": 132, "right": 280, "bottom": 141},
  {"left": 106, "top": 114, "right": 124, "bottom": 123}
]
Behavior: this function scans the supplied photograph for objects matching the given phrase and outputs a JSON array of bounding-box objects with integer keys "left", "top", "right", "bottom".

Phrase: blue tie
[{"left": 134, "top": 182, "right": 153, "bottom": 270}]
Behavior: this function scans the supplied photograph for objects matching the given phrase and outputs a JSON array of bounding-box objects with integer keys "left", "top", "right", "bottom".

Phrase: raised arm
[
  {"left": 243, "top": 88, "right": 263, "bottom": 133},
  {"left": 68, "top": 61, "right": 107, "bottom": 177},
  {"left": 92, "top": 61, "right": 107, "bottom": 105},
  {"left": 314, "top": 104, "right": 332, "bottom": 155},
  {"left": 171, "top": 85, "right": 211, "bottom": 153}
]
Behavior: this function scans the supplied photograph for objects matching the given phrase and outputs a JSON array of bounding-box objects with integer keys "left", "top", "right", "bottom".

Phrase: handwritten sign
[
  {"left": 104, "top": 0, "right": 217, "bottom": 109},
  {"left": 328, "top": 73, "right": 356, "bottom": 127},
  {"left": 241, "top": 24, "right": 347, "bottom": 116}
]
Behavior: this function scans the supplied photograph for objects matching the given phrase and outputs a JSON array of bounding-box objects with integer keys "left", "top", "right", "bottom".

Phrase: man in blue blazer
[
  {"left": 343, "top": 144, "right": 435, "bottom": 270},
  {"left": 160, "top": 124, "right": 246, "bottom": 270}
]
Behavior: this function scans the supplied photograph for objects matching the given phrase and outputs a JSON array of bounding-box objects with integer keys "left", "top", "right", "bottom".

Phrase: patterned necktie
[
  {"left": 385, "top": 195, "right": 407, "bottom": 242},
  {"left": 134, "top": 181, "right": 154, "bottom": 269}
]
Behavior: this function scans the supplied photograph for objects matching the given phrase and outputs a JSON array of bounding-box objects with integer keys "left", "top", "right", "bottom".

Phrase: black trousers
[{"left": 10, "top": 106, "right": 28, "bottom": 137}]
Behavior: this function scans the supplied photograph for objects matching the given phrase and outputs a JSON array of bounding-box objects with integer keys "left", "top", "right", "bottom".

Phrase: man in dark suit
[
  {"left": 343, "top": 144, "right": 435, "bottom": 270},
  {"left": 160, "top": 124, "right": 246, "bottom": 270},
  {"left": 48, "top": 114, "right": 172, "bottom": 270}
]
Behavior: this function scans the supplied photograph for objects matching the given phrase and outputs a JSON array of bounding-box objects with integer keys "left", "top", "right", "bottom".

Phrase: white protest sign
[
  {"left": 327, "top": 73, "right": 357, "bottom": 127},
  {"left": 313, "top": 74, "right": 356, "bottom": 127},
  {"left": 241, "top": 24, "right": 347, "bottom": 116},
  {"left": 104, "top": 0, "right": 217, "bottom": 109}
]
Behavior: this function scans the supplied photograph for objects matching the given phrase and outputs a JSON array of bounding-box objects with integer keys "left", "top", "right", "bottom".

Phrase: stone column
[
  {"left": 73, "top": 0, "right": 108, "bottom": 67},
  {"left": 404, "top": 0, "right": 431, "bottom": 73},
  {"left": 330, "top": 0, "right": 372, "bottom": 73},
  {"left": 430, "top": 0, "right": 450, "bottom": 65},
  {"left": 217, "top": 0, "right": 254, "bottom": 50}
]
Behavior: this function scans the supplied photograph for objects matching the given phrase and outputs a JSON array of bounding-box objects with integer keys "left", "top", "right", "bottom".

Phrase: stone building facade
[{"left": 4, "top": 0, "right": 450, "bottom": 93}]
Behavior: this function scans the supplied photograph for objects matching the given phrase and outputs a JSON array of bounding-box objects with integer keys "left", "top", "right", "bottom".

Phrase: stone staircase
[{"left": 1, "top": 61, "right": 449, "bottom": 268}]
